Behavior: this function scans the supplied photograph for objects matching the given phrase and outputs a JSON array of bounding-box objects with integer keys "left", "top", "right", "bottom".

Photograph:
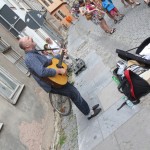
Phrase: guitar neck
[
  {"left": 57, "top": 50, "right": 65, "bottom": 68},
  {"left": 57, "top": 41, "right": 67, "bottom": 68}
]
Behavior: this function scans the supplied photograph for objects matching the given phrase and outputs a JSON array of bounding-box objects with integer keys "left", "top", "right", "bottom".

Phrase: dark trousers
[{"left": 50, "top": 83, "right": 90, "bottom": 115}]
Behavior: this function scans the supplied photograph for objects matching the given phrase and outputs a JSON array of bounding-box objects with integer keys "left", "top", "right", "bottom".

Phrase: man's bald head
[{"left": 19, "top": 36, "right": 36, "bottom": 51}]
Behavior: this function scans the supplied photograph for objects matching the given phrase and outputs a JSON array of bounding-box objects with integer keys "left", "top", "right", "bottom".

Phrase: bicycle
[{"left": 49, "top": 93, "right": 72, "bottom": 116}]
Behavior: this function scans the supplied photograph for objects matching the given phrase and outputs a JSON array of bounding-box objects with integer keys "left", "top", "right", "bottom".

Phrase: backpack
[{"left": 114, "top": 69, "right": 150, "bottom": 110}]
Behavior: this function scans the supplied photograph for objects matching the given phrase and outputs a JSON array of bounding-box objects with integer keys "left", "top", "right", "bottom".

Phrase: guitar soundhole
[{"left": 56, "top": 64, "right": 64, "bottom": 68}]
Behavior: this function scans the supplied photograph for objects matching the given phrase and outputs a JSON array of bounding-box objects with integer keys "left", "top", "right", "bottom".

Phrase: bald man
[{"left": 19, "top": 36, "right": 101, "bottom": 120}]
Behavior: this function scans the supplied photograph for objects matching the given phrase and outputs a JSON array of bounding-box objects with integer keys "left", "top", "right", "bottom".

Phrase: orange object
[{"left": 65, "top": 16, "right": 73, "bottom": 23}]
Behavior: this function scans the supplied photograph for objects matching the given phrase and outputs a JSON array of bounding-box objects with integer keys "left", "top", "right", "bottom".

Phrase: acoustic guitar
[{"left": 47, "top": 50, "right": 68, "bottom": 86}]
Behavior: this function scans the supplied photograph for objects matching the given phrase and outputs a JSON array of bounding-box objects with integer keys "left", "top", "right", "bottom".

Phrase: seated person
[{"left": 44, "top": 43, "right": 60, "bottom": 55}]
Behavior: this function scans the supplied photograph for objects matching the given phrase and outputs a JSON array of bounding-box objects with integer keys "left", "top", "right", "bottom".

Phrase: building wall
[
  {"left": 0, "top": 16, "right": 54, "bottom": 150},
  {"left": 38, "top": 0, "right": 74, "bottom": 27},
  {"left": 15, "top": 0, "right": 67, "bottom": 41},
  {"left": 52, "top": 4, "right": 74, "bottom": 27},
  {"left": 38, "top": 0, "right": 63, "bottom": 12}
]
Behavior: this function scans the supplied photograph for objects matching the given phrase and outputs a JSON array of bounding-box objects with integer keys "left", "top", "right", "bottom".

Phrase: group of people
[
  {"left": 71, "top": 0, "right": 141, "bottom": 34},
  {"left": 18, "top": 0, "right": 145, "bottom": 121}
]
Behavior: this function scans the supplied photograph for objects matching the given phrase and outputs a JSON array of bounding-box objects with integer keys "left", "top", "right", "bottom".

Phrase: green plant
[{"left": 58, "top": 132, "right": 67, "bottom": 147}]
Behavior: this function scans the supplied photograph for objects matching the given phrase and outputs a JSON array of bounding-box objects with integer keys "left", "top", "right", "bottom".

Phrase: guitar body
[{"left": 47, "top": 58, "right": 68, "bottom": 86}]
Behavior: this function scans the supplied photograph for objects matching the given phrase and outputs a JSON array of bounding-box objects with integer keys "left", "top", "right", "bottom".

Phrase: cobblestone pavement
[{"left": 67, "top": 1, "right": 150, "bottom": 150}]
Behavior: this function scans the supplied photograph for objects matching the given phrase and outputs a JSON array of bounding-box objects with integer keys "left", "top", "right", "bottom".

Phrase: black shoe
[
  {"left": 88, "top": 108, "right": 101, "bottom": 120},
  {"left": 92, "top": 104, "right": 99, "bottom": 110},
  {"left": 135, "top": 2, "right": 141, "bottom": 6},
  {"left": 119, "top": 16, "right": 124, "bottom": 21}
]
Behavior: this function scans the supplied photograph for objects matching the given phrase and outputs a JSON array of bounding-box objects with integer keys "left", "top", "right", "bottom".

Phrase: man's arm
[
  {"left": 56, "top": 68, "right": 66, "bottom": 75},
  {"left": 26, "top": 53, "right": 66, "bottom": 77},
  {"left": 26, "top": 54, "right": 56, "bottom": 77}
]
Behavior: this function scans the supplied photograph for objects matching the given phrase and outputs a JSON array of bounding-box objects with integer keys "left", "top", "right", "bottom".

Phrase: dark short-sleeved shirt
[{"left": 25, "top": 49, "right": 60, "bottom": 92}]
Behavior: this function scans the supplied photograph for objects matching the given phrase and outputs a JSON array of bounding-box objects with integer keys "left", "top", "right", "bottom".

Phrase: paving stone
[
  {"left": 93, "top": 134, "right": 120, "bottom": 150},
  {"left": 98, "top": 99, "right": 141, "bottom": 139},
  {"left": 78, "top": 119, "right": 103, "bottom": 150},
  {"left": 97, "top": 81, "right": 123, "bottom": 111},
  {"left": 115, "top": 108, "right": 150, "bottom": 150}
]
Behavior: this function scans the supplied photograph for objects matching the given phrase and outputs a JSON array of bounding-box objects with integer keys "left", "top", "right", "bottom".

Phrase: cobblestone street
[
  {"left": 0, "top": 0, "right": 150, "bottom": 149},
  {"left": 66, "top": 0, "right": 150, "bottom": 150}
]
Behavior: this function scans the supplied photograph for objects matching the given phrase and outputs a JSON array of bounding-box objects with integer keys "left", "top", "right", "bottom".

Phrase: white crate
[{"left": 140, "top": 69, "right": 150, "bottom": 84}]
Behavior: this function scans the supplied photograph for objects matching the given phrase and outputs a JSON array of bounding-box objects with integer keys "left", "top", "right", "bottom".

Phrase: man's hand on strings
[
  {"left": 56, "top": 68, "right": 67, "bottom": 75},
  {"left": 61, "top": 48, "right": 68, "bottom": 55}
]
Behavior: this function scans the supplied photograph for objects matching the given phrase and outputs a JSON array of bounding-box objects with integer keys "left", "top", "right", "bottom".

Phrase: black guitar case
[{"left": 116, "top": 37, "right": 150, "bottom": 68}]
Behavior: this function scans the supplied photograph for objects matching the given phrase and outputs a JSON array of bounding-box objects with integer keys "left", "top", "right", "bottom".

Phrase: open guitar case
[
  {"left": 116, "top": 37, "right": 150, "bottom": 67},
  {"left": 114, "top": 37, "right": 150, "bottom": 110}
]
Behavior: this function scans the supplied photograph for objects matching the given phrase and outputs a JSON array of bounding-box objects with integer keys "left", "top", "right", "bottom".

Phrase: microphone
[{"left": 36, "top": 48, "right": 60, "bottom": 51}]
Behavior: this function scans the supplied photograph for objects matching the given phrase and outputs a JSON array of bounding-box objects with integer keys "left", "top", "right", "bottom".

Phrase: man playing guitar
[{"left": 19, "top": 36, "right": 101, "bottom": 120}]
